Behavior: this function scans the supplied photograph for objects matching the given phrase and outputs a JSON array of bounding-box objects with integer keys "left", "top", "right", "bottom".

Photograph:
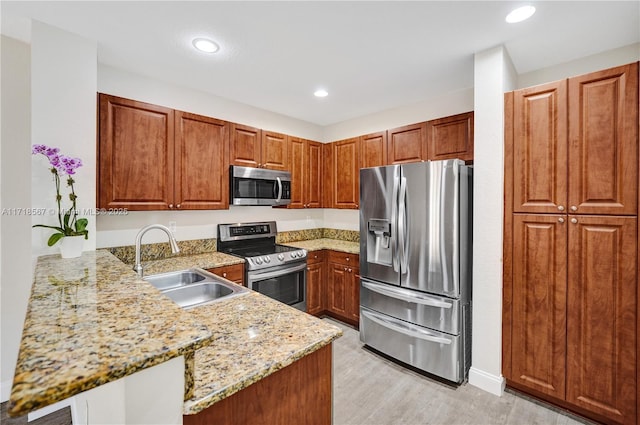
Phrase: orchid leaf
[
  {"left": 47, "top": 233, "right": 64, "bottom": 246},
  {"left": 75, "top": 218, "right": 88, "bottom": 233},
  {"left": 32, "top": 224, "right": 65, "bottom": 233}
]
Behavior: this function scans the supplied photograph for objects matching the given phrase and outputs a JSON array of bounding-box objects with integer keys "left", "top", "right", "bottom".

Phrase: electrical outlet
[{"left": 169, "top": 221, "right": 177, "bottom": 233}]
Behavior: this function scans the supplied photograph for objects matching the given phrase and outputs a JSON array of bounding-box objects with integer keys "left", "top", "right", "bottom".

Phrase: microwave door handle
[{"left": 275, "top": 177, "right": 283, "bottom": 202}]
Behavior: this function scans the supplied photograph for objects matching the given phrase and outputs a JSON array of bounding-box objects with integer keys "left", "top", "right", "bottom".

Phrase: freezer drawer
[
  {"left": 360, "top": 278, "right": 460, "bottom": 335},
  {"left": 360, "top": 306, "right": 464, "bottom": 383}
]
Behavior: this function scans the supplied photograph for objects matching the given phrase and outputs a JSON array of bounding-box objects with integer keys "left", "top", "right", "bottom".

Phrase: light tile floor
[{"left": 328, "top": 318, "right": 596, "bottom": 425}]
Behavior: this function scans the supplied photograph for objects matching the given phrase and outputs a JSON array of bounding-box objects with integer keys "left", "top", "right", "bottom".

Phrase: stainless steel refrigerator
[{"left": 359, "top": 159, "right": 472, "bottom": 383}]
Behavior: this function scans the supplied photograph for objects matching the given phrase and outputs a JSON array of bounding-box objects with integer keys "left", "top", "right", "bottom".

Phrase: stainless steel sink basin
[
  {"left": 144, "top": 268, "right": 249, "bottom": 309},
  {"left": 145, "top": 270, "right": 206, "bottom": 290},
  {"left": 162, "top": 282, "right": 236, "bottom": 309}
]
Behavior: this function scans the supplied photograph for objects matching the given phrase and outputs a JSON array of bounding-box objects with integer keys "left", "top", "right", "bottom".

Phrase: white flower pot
[{"left": 59, "top": 235, "right": 85, "bottom": 259}]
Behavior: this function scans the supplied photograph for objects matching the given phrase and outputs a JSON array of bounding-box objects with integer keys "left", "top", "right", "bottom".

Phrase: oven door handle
[{"left": 248, "top": 262, "right": 307, "bottom": 282}]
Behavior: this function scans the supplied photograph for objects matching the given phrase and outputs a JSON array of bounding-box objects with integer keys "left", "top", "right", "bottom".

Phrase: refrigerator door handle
[
  {"left": 398, "top": 176, "right": 408, "bottom": 273},
  {"left": 361, "top": 309, "right": 453, "bottom": 345},
  {"left": 391, "top": 169, "right": 400, "bottom": 272},
  {"left": 361, "top": 279, "right": 453, "bottom": 309}
]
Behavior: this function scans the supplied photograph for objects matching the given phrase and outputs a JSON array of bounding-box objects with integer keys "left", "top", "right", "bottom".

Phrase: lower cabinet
[
  {"left": 327, "top": 251, "right": 360, "bottom": 326},
  {"left": 506, "top": 214, "right": 637, "bottom": 424},
  {"left": 305, "top": 250, "right": 360, "bottom": 327},
  {"left": 206, "top": 263, "right": 244, "bottom": 286},
  {"left": 306, "top": 251, "right": 326, "bottom": 316}
]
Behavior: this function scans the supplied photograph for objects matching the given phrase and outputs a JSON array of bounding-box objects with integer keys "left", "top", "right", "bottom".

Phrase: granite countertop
[
  {"left": 143, "top": 251, "right": 244, "bottom": 275},
  {"left": 8, "top": 250, "right": 213, "bottom": 416},
  {"left": 183, "top": 293, "right": 342, "bottom": 414},
  {"left": 285, "top": 238, "right": 360, "bottom": 254},
  {"left": 9, "top": 246, "right": 342, "bottom": 417}
]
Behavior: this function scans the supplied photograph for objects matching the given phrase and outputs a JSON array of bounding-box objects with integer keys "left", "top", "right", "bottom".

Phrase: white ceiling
[{"left": 2, "top": 1, "right": 639, "bottom": 126}]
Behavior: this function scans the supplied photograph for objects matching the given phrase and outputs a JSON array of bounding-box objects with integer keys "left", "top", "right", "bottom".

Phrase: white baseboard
[
  {"left": 468, "top": 367, "right": 506, "bottom": 396},
  {"left": 1, "top": 379, "right": 11, "bottom": 403}
]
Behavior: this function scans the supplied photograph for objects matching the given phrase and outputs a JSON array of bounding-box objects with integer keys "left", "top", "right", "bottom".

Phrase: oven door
[{"left": 246, "top": 262, "right": 307, "bottom": 311}]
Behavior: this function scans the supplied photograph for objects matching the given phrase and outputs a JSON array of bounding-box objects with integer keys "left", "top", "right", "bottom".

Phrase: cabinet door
[
  {"left": 387, "top": 123, "right": 426, "bottom": 164},
  {"left": 333, "top": 138, "right": 360, "bottom": 209},
  {"left": 288, "top": 137, "right": 305, "bottom": 209},
  {"left": 511, "top": 214, "right": 567, "bottom": 399},
  {"left": 175, "top": 112, "right": 229, "bottom": 210},
  {"left": 328, "top": 262, "right": 349, "bottom": 317},
  {"left": 566, "top": 215, "right": 637, "bottom": 424},
  {"left": 426, "top": 112, "right": 474, "bottom": 161},
  {"left": 322, "top": 143, "right": 334, "bottom": 208},
  {"left": 568, "top": 62, "right": 638, "bottom": 215},
  {"left": 98, "top": 94, "right": 175, "bottom": 210},
  {"left": 261, "top": 131, "right": 289, "bottom": 171},
  {"left": 207, "top": 263, "right": 245, "bottom": 286},
  {"left": 230, "top": 123, "right": 261, "bottom": 168},
  {"left": 360, "top": 132, "right": 387, "bottom": 168},
  {"left": 306, "top": 254, "right": 326, "bottom": 316},
  {"left": 512, "top": 81, "right": 568, "bottom": 214},
  {"left": 306, "top": 141, "right": 323, "bottom": 208}
]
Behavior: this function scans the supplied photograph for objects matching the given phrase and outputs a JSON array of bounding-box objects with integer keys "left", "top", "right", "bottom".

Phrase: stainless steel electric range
[{"left": 217, "top": 221, "right": 307, "bottom": 311}]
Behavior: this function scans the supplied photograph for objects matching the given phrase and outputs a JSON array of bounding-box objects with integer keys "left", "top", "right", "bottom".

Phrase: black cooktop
[{"left": 221, "top": 243, "right": 298, "bottom": 258}]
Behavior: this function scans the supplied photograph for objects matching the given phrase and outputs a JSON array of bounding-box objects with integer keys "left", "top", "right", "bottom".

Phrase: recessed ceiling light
[
  {"left": 505, "top": 5, "right": 536, "bottom": 23},
  {"left": 314, "top": 89, "right": 328, "bottom": 98},
  {"left": 192, "top": 38, "right": 219, "bottom": 53}
]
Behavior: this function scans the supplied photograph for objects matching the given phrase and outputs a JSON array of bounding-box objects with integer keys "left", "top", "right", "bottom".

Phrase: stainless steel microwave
[{"left": 229, "top": 165, "right": 292, "bottom": 206}]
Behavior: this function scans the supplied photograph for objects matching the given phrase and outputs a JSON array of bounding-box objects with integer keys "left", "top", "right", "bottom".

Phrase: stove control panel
[{"left": 246, "top": 249, "right": 307, "bottom": 271}]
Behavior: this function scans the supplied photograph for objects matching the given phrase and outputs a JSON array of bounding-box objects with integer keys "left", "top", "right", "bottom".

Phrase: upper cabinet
[
  {"left": 229, "top": 124, "right": 288, "bottom": 171},
  {"left": 426, "top": 111, "right": 474, "bottom": 162},
  {"left": 288, "top": 138, "right": 322, "bottom": 209},
  {"left": 331, "top": 137, "right": 360, "bottom": 209},
  {"left": 510, "top": 62, "right": 638, "bottom": 216},
  {"left": 229, "top": 123, "right": 261, "bottom": 168},
  {"left": 98, "top": 94, "right": 176, "bottom": 210},
  {"left": 360, "top": 131, "right": 387, "bottom": 169},
  {"left": 175, "top": 111, "right": 229, "bottom": 210},
  {"left": 387, "top": 123, "right": 426, "bottom": 164},
  {"left": 567, "top": 63, "right": 638, "bottom": 215},
  {"left": 98, "top": 94, "right": 230, "bottom": 211}
]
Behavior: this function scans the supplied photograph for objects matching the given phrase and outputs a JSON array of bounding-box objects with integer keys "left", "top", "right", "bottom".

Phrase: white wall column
[
  {"left": 469, "top": 45, "right": 516, "bottom": 396},
  {"left": 0, "top": 35, "right": 32, "bottom": 401},
  {"left": 31, "top": 20, "right": 97, "bottom": 257}
]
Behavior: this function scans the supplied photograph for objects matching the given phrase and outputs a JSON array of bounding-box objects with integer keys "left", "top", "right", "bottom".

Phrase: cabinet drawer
[
  {"left": 207, "top": 263, "right": 244, "bottom": 285},
  {"left": 307, "top": 250, "right": 326, "bottom": 264},
  {"left": 328, "top": 250, "right": 359, "bottom": 266}
]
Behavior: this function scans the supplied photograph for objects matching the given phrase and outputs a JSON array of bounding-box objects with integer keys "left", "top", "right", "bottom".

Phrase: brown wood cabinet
[
  {"left": 360, "top": 131, "right": 387, "bottom": 168},
  {"left": 322, "top": 143, "right": 333, "bottom": 209},
  {"left": 504, "top": 62, "right": 639, "bottom": 425},
  {"left": 327, "top": 251, "right": 359, "bottom": 326},
  {"left": 98, "top": 94, "right": 229, "bottom": 211},
  {"left": 184, "top": 344, "right": 332, "bottom": 425},
  {"left": 229, "top": 125, "right": 289, "bottom": 171},
  {"left": 175, "top": 111, "right": 229, "bottom": 210},
  {"left": 387, "top": 123, "right": 426, "bottom": 164},
  {"left": 207, "top": 263, "right": 244, "bottom": 286},
  {"left": 289, "top": 138, "right": 322, "bottom": 209},
  {"left": 306, "top": 251, "right": 326, "bottom": 316},
  {"left": 330, "top": 138, "right": 360, "bottom": 209},
  {"left": 426, "top": 111, "right": 474, "bottom": 162}
]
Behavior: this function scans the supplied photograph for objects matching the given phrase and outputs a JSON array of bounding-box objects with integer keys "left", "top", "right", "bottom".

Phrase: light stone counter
[
  {"left": 8, "top": 248, "right": 342, "bottom": 418},
  {"left": 285, "top": 238, "right": 360, "bottom": 254},
  {"left": 8, "top": 250, "right": 213, "bottom": 416}
]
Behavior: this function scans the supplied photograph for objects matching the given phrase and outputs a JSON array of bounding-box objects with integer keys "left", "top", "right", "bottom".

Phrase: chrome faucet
[{"left": 133, "top": 224, "right": 180, "bottom": 277}]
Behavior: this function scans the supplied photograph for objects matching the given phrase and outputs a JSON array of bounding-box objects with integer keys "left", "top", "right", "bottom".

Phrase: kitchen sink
[
  {"left": 145, "top": 270, "right": 206, "bottom": 291},
  {"left": 144, "top": 268, "right": 249, "bottom": 309}
]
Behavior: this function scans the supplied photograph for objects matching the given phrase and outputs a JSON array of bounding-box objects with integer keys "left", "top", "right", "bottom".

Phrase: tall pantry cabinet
[{"left": 503, "top": 62, "right": 639, "bottom": 425}]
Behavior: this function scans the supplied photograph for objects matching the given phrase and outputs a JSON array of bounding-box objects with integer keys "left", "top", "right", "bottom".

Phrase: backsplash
[{"left": 109, "top": 228, "right": 359, "bottom": 265}]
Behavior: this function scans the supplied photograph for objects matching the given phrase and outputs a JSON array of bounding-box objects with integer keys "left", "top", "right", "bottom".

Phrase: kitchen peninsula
[{"left": 8, "top": 249, "right": 342, "bottom": 423}]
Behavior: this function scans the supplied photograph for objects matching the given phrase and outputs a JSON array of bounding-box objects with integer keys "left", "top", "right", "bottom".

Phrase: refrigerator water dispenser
[{"left": 367, "top": 219, "right": 392, "bottom": 266}]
